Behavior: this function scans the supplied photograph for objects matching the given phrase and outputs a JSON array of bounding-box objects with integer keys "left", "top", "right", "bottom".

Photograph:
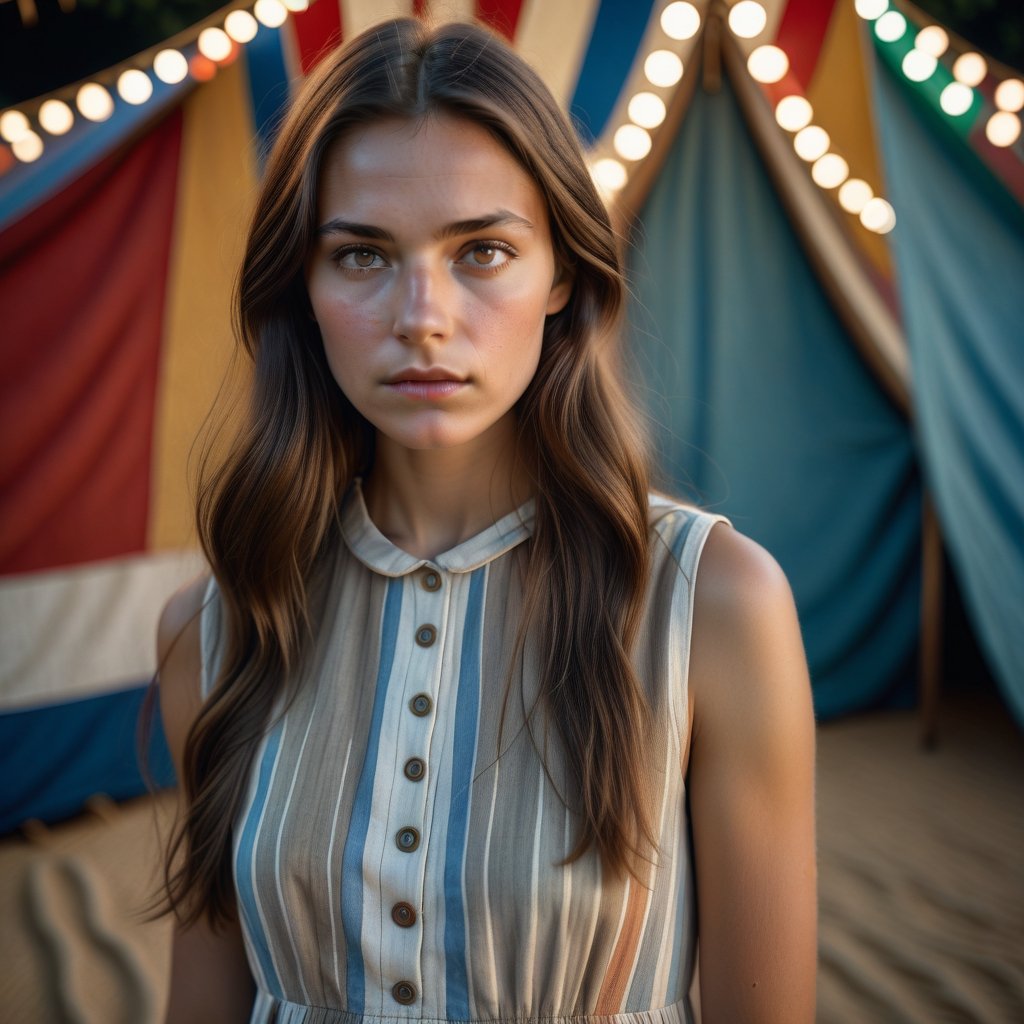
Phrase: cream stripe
[
  {"left": 326, "top": 736, "right": 354, "bottom": 1002},
  {"left": 274, "top": 702, "right": 319, "bottom": 1003},
  {"left": 0, "top": 549, "right": 205, "bottom": 708},
  {"left": 478, "top": 756, "right": 502, "bottom": 1013},
  {"left": 523, "top": 759, "right": 545, "bottom": 1007},
  {"left": 342, "top": 0, "right": 413, "bottom": 38},
  {"left": 428, "top": 0, "right": 475, "bottom": 22},
  {"left": 551, "top": 801, "right": 574, "bottom": 1005},
  {"left": 514, "top": 0, "right": 600, "bottom": 109}
]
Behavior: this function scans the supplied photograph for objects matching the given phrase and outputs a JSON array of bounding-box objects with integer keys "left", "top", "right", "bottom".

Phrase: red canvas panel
[
  {"left": 291, "top": 0, "right": 344, "bottom": 74},
  {"left": 774, "top": 0, "right": 836, "bottom": 91},
  {"left": 476, "top": 0, "right": 525, "bottom": 40}
]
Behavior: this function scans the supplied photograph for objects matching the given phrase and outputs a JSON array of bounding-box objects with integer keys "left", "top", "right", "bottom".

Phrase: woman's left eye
[{"left": 460, "top": 242, "right": 515, "bottom": 270}]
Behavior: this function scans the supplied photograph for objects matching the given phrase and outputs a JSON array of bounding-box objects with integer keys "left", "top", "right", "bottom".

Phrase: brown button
[
  {"left": 415, "top": 624, "right": 437, "bottom": 647},
  {"left": 391, "top": 901, "right": 417, "bottom": 927},
  {"left": 404, "top": 757, "right": 426, "bottom": 782},
  {"left": 396, "top": 826, "right": 420, "bottom": 852},
  {"left": 392, "top": 980, "right": 417, "bottom": 1005},
  {"left": 422, "top": 570, "right": 441, "bottom": 592},
  {"left": 409, "top": 693, "right": 432, "bottom": 716}
]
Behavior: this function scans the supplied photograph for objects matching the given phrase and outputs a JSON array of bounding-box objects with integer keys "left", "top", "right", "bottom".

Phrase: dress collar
[{"left": 340, "top": 479, "right": 535, "bottom": 577}]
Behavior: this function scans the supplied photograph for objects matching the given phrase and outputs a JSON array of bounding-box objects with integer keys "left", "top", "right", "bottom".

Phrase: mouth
[{"left": 385, "top": 369, "right": 467, "bottom": 399}]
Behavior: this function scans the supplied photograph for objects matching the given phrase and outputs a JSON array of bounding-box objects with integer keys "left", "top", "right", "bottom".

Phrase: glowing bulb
[
  {"left": 854, "top": 0, "right": 888, "bottom": 19},
  {"left": 644, "top": 50, "right": 684, "bottom": 88},
  {"left": 117, "top": 69, "right": 153, "bottom": 105},
  {"left": 12, "top": 130, "right": 43, "bottom": 162},
  {"left": 38, "top": 99, "right": 73, "bottom": 135},
  {"left": 902, "top": 49, "right": 937, "bottom": 83},
  {"left": 76, "top": 83, "right": 114, "bottom": 122},
  {"left": 915, "top": 25, "right": 948, "bottom": 58},
  {"left": 995, "top": 78, "right": 1024, "bottom": 113},
  {"left": 775, "top": 95, "right": 813, "bottom": 132},
  {"left": 986, "top": 111, "right": 1021, "bottom": 148},
  {"left": 254, "top": 0, "right": 288, "bottom": 28},
  {"left": 628, "top": 92, "right": 666, "bottom": 129},
  {"left": 728, "top": 1, "right": 767, "bottom": 40},
  {"left": 794, "top": 125, "right": 830, "bottom": 162},
  {"left": 661, "top": 2, "right": 700, "bottom": 40},
  {"left": 153, "top": 49, "right": 188, "bottom": 84},
  {"left": 860, "top": 197, "right": 896, "bottom": 233},
  {"left": 747, "top": 45, "right": 789, "bottom": 84},
  {"left": 0, "top": 109, "right": 30, "bottom": 143},
  {"left": 614, "top": 124, "right": 653, "bottom": 161},
  {"left": 198, "top": 27, "right": 232, "bottom": 62},
  {"left": 592, "top": 157, "right": 628, "bottom": 192},
  {"left": 811, "top": 153, "right": 849, "bottom": 189},
  {"left": 283, "top": 0, "right": 309, "bottom": 10},
  {"left": 939, "top": 82, "right": 973, "bottom": 116},
  {"left": 953, "top": 52, "right": 987, "bottom": 87},
  {"left": 225, "top": 10, "right": 259, "bottom": 43},
  {"left": 838, "top": 178, "right": 873, "bottom": 214},
  {"left": 874, "top": 11, "right": 907, "bottom": 42}
]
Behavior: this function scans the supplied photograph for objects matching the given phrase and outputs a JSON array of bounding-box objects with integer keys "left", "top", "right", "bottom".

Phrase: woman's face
[{"left": 306, "top": 114, "right": 572, "bottom": 454}]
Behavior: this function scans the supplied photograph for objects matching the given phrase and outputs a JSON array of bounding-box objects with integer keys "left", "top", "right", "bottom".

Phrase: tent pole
[{"left": 920, "top": 494, "right": 943, "bottom": 749}]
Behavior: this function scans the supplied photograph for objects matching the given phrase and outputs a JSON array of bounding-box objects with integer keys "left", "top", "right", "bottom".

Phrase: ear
[{"left": 545, "top": 262, "right": 574, "bottom": 316}]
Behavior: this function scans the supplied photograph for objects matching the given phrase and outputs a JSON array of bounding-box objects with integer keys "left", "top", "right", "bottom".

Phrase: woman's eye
[
  {"left": 461, "top": 243, "right": 514, "bottom": 269},
  {"left": 337, "top": 247, "right": 385, "bottom": 270}
]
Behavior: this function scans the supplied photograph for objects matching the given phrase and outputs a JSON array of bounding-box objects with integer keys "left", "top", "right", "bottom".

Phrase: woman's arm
[
  {"left": 687, "top": 525, "right": 817, "bottom": 1024},
  {"left": 158, "top": 578, "right": 256, "bottom": 1024}
]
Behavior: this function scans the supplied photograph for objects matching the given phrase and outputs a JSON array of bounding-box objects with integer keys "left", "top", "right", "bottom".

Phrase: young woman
[{"left": 157, "top": 18, "right": 816, "bottom": 1024}]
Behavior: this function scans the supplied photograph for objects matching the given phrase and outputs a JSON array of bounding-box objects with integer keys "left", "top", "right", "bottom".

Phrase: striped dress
[{"left": 200, "top": 482, "right": 727, "bottom": 1024}]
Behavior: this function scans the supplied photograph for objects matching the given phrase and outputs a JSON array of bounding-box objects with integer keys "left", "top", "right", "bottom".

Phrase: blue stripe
[
  {"left": 243, "top": 24, "right": 292, "bottom": 168},
  {"left": 235, "top": 720, "right": 286, "bottom": 998},
  {"left": 443, "top": 568, "right": 486, "bottom": 1018},
  {"left": 568, "top": 0, "right": 657, "bottom": 145},
  {"left": 340, "top": 578, "right": 403, "bottom": 1013},
  {"left": 670, "top": 509, "right": 698, "bottom": 564}
]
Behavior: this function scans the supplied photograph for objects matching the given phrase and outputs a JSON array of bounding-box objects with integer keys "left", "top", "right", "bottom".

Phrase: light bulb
[
  {"left": 995, "top": 78, "right": 1024, "bottom": 113},
  {"left": 225, "top": 10, "right": 259, "bottom": 44},
  {"left": 592, "top": 157, "right": 628, "bottom": 192},
  {"left": 118, "top": 69, "right": 153, "bottom": 105},
  {"left": 644, "top": 50, "right": 684, "bottom": 88},
  {"left": 153, "top": 49, "right": 188, "bottom": 85},
  {"left": 0, "top": 109, "right": 31, "bottom": 143},
  {"left": 661, "top": 2, "right": 700, "bottom": 41},
  {"left": 254, "top": 0, "right": 288, "bottom": 28},
  {"left": 838, "top": 178, "right": 873, "bottom": 214},
  {"left": 38, "top": 99, "right": 74, "bottom": 135},
  {"left": 854, "top": 0, "right": 888, "bottom": 19},
  {"left": 811, "top": 153, "right": 849, "bottom": 189},
  {"left": 747, "top": 45, "right": 789, "bottom": 85},
  {"left": 915, "top": 25, "right": 948, "bottom": 58},
  {"left": 198, "top": 27, "right": 232, "bottom": 62},
  {"left": 986, "top": 111, "right": 1021, "bottom": 148},
  {"left": 902, "top": 49, "right": 937, "bottom": 83},
  {"left": 860, "top": 197, "right": 896, "bottom": 233},
  {"left": 939, "top": 82, "right": 973, "bottom": 117},
  {"left": 628, "top": 92, "right": 666, "bottom": 129},
  {"left": 794, "top": 125, "right": 830, "bottom": 162},
  {"left": 874, "top": 11, "right": 907, "bottom": 42},
  {"left": 775, "top": 95, "right": 813, "bottom": 132},
  {"left": 728, "top": 2, "right": 767, "bottom": 40},
  {"left": 953, "top": 52, "right": 987, "bottom": 87},
  {"left": 614, "top": 124, "right": 653, "bottom": 161},
  {"left": 76, "top": 83, "right": 114, "bottom": 122},
  {"left": 12, "top": 130, "right": 44, "bottom": 162}
]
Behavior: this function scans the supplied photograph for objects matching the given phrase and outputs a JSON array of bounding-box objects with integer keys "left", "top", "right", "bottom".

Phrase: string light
[
  {"left": 793, "top": 125, "right": 830, "bottom": 162},
  {"left": 614, "top": 123, "right": 653, "bottom": 160},
  {"left": 854, "top": 0, "right": 888, "bottom": 19},
  {"left": 995, "top": 78, "right": 1024, "bottom": 113},
  {"left": 953, "top": 53, "right": 987, "bottom": 87},
  {"left": 644, "top": 50, "right": 684, "bottom": 88},
  {"left": 660, "top": 1, "right": 700, "bottom": 40},
  {"left": 986, "top": 110, "right": 1021, "bottom": 148},
  {"left": 939, "top": 81, "right": 973, "bottom": 116},
  {"left": 38, "top": 99, "right": 74, "bottom": 135},
  {"left": 12, "top": 130, "right": 44, "bottom": 162},
  {"left": 254, "top": 0, "right": 288, "bottom": 28},
  {"left": 874, "top": 11, "right": 907, "bottom": 42},
  {"left": 860, "top": 197, "right": 896, "bottom": 233},
  {"left": 902, "top": 49, "right": 937, "bottom": 83},
  {"left": 728, "top": 2, "right": 767, "bottom": 40},
  {"left": 153, "top": 49, "right": 188, "bottom": 85},
  {"left": 628, "top": 92, "right": 666, "bottom": 129},
  {"left": 591, "top": 157, "right": 627, "bottom": 192},
  {"left": 811, "top": 153, "right": 849, "bottom": 189},
  {"left": 914, "top": 25, "right": 949, "bottom": 58},
  {"left": 283, "top": 0, "right": 309, "bottom": 10},
  {"left": 225, "top": 9, "right": 259, "bottom": 44},
  {"left": 838, "top": 178, "right": 873, "bottom": 214},
  {"left": 198, "top": 27, "right": 232, "bottom": 62},
  {"left": 775, "top": 95, "right": 813, "bottom": 132},
  {"left": 747, "top": 45, "right": 789, "bottom": 85},
  {"left": 76, "top": 83, "right": 114, "bottom": 122},
  {"left": 117, "top": 69, "right": 153, "bottom": 105},
  {"left": 0, "top": 109, "right": 31, "bottom": 143}
]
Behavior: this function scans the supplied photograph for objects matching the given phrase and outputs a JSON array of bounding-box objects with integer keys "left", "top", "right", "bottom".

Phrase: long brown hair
[{"left": 165, "top": 17, "right": 656, "bottom": 928}]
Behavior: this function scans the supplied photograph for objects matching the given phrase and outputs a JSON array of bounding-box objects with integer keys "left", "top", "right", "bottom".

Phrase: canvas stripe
[
  {"left": 293, "top": 0, "right": 344, "bottom": 72},
  {"left": 244, "top": 21, "right": 293, "bottom": 162},
  {"left": 773, "top": 0, "right": 836, "bottom": 90},
  {"left": 476, "top": 0, "right": 525, "bottom": 40},
  {"left": 443, "top": 567, "right": 486, "bottom": 1018},
  {"left": 340, "top": 578, "right": 403, "bottom": 1013},
  {"left": 514, "top": 0, "right": 599, "bottom": 110},
  {"left": 235, "top": 721, "right": 287, "bottom": 998},
  {"left": 343, "top": 0, "right": 411, "bottom": 39}
]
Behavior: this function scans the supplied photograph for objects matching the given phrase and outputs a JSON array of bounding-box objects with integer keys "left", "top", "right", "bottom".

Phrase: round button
[
  {"left": 415, "top": 624, "right": 437, "bottom": 647},
  {"left": 404, "top": 757, "right": 426, "bottom": 782},
  {"left": 396, "top": 826, "right": 420, "bottom": 852},
  {"left": 422, "top": 570, "right": 441, "bottom": 592},
  {"left": 393, "top": 980, "right": 417, "bottom": 1005},
  {"left": 391, "top": 901, "right": 417, "bottom": 927},
  {"left": 409, "top": 693, "right": 432, "bottom": 716}
]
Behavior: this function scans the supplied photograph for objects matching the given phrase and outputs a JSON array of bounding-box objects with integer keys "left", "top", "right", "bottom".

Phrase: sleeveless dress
[{"left": 200, "top": 482, "right": 727, "bottom": 1024}]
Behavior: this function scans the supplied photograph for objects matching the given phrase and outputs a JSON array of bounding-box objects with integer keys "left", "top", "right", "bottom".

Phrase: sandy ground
[{"left": 1, "top": 692, "right": 1021, "bottom": 1023}]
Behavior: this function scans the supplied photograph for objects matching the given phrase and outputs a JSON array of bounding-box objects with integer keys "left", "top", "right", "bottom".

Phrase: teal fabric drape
[
  {"left": 872, "top": 60, "right": 1024, "bottom": 725},
  {"left": 628, "top": 79, "right": 921, "bottom": 716}
]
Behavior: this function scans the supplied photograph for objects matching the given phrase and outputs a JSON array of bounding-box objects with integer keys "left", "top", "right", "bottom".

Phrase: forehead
[{"left": 316, "top": 114, "right": 549, "bottom": 224}]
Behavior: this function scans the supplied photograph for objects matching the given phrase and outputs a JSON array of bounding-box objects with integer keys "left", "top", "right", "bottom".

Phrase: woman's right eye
[{"left": 335, "top": 247, "right": 387, "bottom": 271}]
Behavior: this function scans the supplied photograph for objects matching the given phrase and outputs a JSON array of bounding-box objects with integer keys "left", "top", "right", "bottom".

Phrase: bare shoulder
[{"left": 157, "top": 574, "right": 211, "bottom": 774}]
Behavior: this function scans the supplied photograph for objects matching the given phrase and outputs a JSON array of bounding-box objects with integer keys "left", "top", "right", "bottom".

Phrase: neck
[{"left": 362, "top": 417, "right": 532, "bottom": 559}]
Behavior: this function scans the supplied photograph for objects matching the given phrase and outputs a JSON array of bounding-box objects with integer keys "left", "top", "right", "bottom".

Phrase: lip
[
  {"left": 386, "top": 367, "right": 466, "bottom": 384},
  {"left": 387, "top": 379, "right": 466, "bottom": 399}
]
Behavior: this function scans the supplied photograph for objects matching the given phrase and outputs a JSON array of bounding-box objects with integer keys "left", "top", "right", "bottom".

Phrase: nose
[{"left": 392, "top": 263, "right": 453, "bottom": 345}]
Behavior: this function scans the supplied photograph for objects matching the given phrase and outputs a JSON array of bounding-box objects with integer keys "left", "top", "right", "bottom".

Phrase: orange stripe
[{"left": 595, "top": 878, "right": 648, "bottom": 1014}]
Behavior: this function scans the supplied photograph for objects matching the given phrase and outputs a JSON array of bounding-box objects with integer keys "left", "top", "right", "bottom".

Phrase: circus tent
[{"left": 1, "top": 0, "right": 1022, "bottom": 834}]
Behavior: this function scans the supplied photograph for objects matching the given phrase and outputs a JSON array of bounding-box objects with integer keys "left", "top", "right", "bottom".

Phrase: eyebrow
[{"left": 315, "top": 209, "right": 535, "bottom": 241}]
